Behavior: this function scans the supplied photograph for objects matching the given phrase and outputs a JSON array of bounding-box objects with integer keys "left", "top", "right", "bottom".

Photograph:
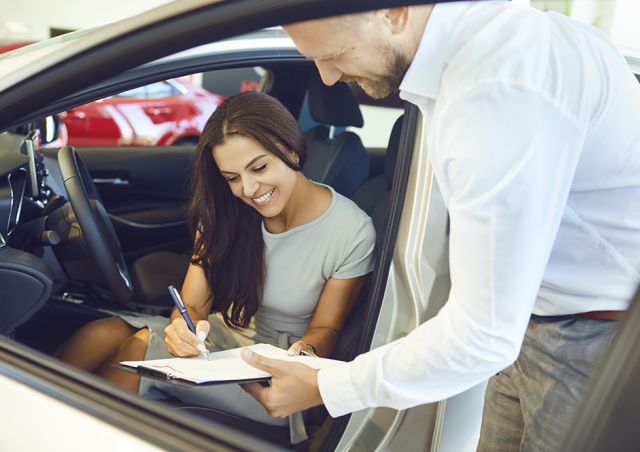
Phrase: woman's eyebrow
[{"left": 220, "top": 154, "right": 269, "bottom": 174}]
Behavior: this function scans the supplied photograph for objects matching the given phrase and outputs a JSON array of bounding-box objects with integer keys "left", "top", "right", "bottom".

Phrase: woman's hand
[
  {"left": 165, "top": 318, "right": 210, "bottom": 357},
  {"left": 287, "top": 340, "right": 318, "bottom": 357}
]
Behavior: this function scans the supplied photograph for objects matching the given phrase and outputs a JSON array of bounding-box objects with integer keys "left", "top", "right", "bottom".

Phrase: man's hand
[{"left": 240, "top": 348, "right": 323, "bottom": 417}]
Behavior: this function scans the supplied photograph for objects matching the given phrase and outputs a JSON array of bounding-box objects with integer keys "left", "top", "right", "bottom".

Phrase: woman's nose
[{"left": 242, "top": 175, "right": 260, "bottom": 198}]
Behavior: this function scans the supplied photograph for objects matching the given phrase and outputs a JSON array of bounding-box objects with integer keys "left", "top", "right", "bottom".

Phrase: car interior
[{"left": 0, "top": 57, "right": 408, "bottom": 450}]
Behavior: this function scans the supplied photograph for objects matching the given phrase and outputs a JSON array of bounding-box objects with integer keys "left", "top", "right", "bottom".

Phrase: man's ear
[{"left": 383, "top": 7, "right": 410, "bottom": 34}]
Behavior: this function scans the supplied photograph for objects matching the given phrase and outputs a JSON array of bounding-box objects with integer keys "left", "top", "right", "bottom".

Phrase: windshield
[
  {"left": 0, "top": 27, "right": 104, "bottom": 64},
  {"left": 0, "top": 27, "right": 105, "bottom": 93},
  {"left": 0, "top": 0, "right": 219, "bottom": 95}
]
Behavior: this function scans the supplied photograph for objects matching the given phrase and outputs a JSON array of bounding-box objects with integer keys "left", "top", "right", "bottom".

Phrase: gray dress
[{"left": 120, "top": 185, "right": 376, "bottom": 442}]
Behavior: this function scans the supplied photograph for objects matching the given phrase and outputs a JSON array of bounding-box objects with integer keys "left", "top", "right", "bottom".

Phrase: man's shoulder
[{"left": 440, "top": 3, "right": 550, "bottom": 100}]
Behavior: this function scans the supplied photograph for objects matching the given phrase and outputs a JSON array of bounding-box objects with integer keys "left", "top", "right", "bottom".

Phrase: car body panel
[
  {"left": 0, "top": 371, "right": 165, "bottom": 452},
  {"left": 42, "top": 145, "right": 193, "bottom": 261},
  {"left": 1, "top": 0, "right": 638, "bottom": 451},
  {"left": 61, "top": 79, "right": 223, "bottom": 147},
  {"left": 0, "top": 336, "right": 285, "bottom": 451}
]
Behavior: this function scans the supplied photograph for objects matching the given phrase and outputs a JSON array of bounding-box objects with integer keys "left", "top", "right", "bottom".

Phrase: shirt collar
[{"left": 400, "top": 1, "right": 473, "bottom": 101}]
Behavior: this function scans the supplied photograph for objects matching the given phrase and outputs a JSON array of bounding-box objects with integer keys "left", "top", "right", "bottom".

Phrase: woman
[{"left": 54, "top": 91, "right": 376, "bottom": 441}]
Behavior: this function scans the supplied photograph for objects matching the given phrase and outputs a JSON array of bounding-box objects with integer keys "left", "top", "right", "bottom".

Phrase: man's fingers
[
  {"left": 240, "top": 382, "right": 286, "bottom": 418},
  {"left": 241, "top": 348, "right": 281, "bottom": 375},
  {"left": 240, "top": 351, "right": 324, "bottom": 418},
  {"left": 240, "top": 381, "right": 267, "bottom": 401}
]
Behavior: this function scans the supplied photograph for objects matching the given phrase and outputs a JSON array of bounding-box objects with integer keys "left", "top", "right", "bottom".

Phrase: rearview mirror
[{"left": 35, "top": 114, "right": 62, "bottom": 144}]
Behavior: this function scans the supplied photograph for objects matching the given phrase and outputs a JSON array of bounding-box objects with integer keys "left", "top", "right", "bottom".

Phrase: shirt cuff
[{"left": 317, "top": 361, "right": 365, "bottom": 418}]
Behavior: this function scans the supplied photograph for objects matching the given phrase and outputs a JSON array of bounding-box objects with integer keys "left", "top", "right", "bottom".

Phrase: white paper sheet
[{"left": 119, "top": 343, "right": 343, "bottom": 384}]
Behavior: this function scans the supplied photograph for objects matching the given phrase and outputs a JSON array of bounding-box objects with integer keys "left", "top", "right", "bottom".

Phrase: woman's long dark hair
[{"left": 186, "top": 91, "right": 307, "bottom": 330}]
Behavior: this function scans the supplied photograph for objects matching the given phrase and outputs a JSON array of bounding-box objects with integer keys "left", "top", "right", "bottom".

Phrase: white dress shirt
[{"left": 318, "top": 1, "right": 640, "bottom": 417}]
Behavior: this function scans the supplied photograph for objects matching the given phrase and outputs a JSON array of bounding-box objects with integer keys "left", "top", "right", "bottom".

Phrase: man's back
[{"left": 408, "top": 1, "right": 640, "bottom": 318}]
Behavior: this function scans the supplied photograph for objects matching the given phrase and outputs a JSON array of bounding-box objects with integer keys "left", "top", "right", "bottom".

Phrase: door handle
[
  {"left": 147, "top": 107, "right": 172, "bottom": 116},
  {"left": 92, "top": 177, "right": 129, "bottom": 185},
  {"left": 64, "top": 110, "right": 86, "bottom": 120}
]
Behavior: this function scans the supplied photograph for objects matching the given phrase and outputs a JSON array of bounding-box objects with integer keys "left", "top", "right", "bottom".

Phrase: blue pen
[{"left": 168, "top": 285, "right": 209, "bottom": 359}]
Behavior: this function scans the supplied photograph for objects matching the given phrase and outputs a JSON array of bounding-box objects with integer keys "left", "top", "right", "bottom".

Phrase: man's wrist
[{"left": 317, "top": 362, "right": 364, "bottom": 418}]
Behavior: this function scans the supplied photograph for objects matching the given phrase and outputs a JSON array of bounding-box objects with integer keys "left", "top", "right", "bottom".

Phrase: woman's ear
[{"left": 286, "top": 150, "right": 300, "bottom": 168}]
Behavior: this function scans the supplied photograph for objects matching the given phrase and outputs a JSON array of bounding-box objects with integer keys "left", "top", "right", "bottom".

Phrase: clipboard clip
[{"left": 138, "top": 365, "right": 183, "bottom": 380}]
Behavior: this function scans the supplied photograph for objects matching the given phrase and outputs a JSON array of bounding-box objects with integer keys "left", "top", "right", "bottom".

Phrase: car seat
[
  {"left": 156, "top": 114, "right": 406, "bottom": 448},
  {"left": 129, "top": 82, "right": 372, "bottom": 308},
  {"left": 302, "top": 71, "right": 369, "bottom": 198},
  {"left": 351, "top": 114, "right": 403, "bottom": 248},
  {"left": 128, "top": 250, "right": 190, "bottom": 308}
]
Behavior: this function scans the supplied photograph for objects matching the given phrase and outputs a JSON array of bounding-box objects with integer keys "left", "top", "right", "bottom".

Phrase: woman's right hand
[{"left": 164, "top": 318, "right": 211, "bottom": 357}]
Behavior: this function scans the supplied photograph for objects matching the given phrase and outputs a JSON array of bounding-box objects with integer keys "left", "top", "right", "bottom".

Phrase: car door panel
[{"left": 72, "top": 145, "right": 194, "bottom": 260}]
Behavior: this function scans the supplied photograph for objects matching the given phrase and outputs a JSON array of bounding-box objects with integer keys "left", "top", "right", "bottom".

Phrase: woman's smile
[
  {"left": 252, "top": 188, "right": 275, "bottom": 206},
  {"left": 213, "top": 135, "right": 299, "bottom": 218}
]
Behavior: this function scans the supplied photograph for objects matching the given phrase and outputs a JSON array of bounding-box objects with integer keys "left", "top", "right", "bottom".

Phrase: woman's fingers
[
  {"left": 287, "top": 341, "right": 317, "bottom": 357},
  {"left": 165, "top": 318, "right": 201, "bottom": 357},
  {"left": 196, "top": 320, "right": 210, "bottom": 342},
  {"left": 287, "top": 341, "right": 305, "bottom": 356}
]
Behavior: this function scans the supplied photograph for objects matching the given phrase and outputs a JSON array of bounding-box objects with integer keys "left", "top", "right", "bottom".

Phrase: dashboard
[
  {"left": 0, "top": 150, "right": 29, "bottom": 242},
  {"left": 21, "top": 129, "right": 49, "bottom": 203}
]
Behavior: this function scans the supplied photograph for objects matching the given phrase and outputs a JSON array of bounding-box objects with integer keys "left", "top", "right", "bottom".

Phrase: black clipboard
[{"left": 112, "top": 364, "right": 271, "bottom": 388}]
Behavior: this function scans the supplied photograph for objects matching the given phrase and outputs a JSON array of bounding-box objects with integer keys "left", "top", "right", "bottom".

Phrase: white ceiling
[{"left": 1, "top": 0, "right": 175, "bottom": 41}]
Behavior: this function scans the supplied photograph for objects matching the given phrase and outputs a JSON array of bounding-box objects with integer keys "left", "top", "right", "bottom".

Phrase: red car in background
[{"left": 60, "top": 78, "right": 224, "bottom": 146}]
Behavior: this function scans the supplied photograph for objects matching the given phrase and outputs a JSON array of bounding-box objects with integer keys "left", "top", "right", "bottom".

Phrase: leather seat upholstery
[
  {"left": 129, "top": 250, "right": 189, "bottom": 307},
  {"left": 351, "top": 114, "right": 403, "bottom": 247},
  {"left": 303, "top": 71, "right": 369, "bottom": 198}
]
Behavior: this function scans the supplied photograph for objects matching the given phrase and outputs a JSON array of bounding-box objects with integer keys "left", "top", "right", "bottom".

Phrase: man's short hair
[{"left": 329, "top": 11, "right": 375, "bottom": 35}]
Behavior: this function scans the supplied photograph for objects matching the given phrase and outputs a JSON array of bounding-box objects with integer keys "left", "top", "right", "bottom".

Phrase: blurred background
[
  {"left": 2, "top": 0, "right": 639, "bottom": 51},
  {"left": 2, "top": 0, "right": 638, "bottom": 150}
]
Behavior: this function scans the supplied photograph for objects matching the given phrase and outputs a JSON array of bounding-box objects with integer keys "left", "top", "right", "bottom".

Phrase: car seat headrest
[
  {"left": 307, "top": 70, "right": 364, "bottom": 128},
  {"left": 385, "top": 114, "right": 404, "bottom": 185}
]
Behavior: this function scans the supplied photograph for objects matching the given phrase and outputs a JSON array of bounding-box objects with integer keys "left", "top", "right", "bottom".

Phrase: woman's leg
[
  {"left": 95, "top": 326, "right": 150, "bottom": 392},
  {"left": 53, "top": 317, "right": 141, "bottom": 373}
]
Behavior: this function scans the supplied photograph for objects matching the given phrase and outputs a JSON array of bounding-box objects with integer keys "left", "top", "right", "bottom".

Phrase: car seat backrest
[
  {"left": 351, "top": 114, "right": 403, "bottom": 246},
  {"left": 329, "top": 114, "right": 404, "bottom": 362},
  {"left": 0, "top": 133, "right": 26, "bottom": 154},
  {"left": 302, "top": 71, "right": 369, "bottom": 198}
]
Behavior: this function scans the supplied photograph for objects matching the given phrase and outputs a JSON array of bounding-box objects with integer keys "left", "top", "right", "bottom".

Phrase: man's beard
[{"left": 340, "top": 47, "right": 410, "bottom": 99}]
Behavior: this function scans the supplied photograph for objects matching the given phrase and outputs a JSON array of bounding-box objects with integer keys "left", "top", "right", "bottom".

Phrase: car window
[
  {"left": 350, "top": 104, "right": 404, "bottom": 149},
  {"left": 4, "top": 23, "right": 411, "bottom": 450},
  {"left": 55, "top": 68, "right": 264, "bottom": 148},
  {"left": 116, "top": 81, "right": 178, "bottom": 99},
  {"left": 347, "top": 83, "right": 405, "bottom": 149}
]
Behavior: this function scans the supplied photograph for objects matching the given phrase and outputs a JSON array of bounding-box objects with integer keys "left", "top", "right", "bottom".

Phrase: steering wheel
[{"left": 57, "top": 146, "right": 133, "bottom": 301}]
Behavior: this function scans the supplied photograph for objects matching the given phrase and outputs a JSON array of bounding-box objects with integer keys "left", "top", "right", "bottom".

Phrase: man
[{"left": 240, "top": 1, "right": 640, "bottom": 450}]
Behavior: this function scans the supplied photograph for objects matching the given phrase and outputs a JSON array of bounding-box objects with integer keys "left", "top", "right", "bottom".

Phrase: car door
[
  {"left": 62, "top": 69, "right": 261, "bottom": 264},
  {"left": 72, "top": 144, "right": 194, "bottom": 262},
  {"left": 59, "top": 79, "right": 220, "bottom": 263},
  {"left": 0, "top": 1, "right": 462, "bottom": 451}
]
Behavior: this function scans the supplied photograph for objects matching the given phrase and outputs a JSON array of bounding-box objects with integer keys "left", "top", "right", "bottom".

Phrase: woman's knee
[
  {"left": 117, "top": 327, "right": 150, "bottom": 361},
  {"left": 77, "top": 317, "right": 140, "bottom": 347}
]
